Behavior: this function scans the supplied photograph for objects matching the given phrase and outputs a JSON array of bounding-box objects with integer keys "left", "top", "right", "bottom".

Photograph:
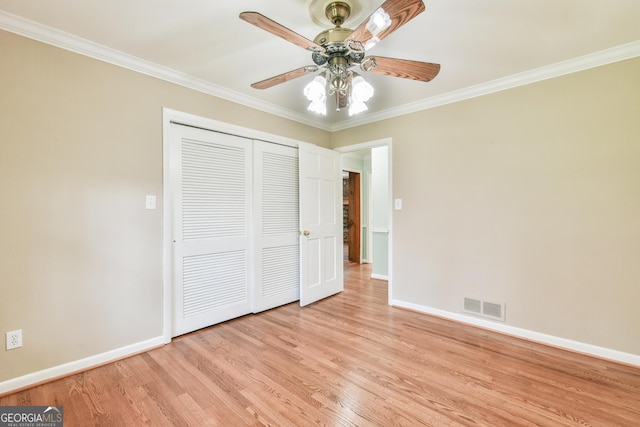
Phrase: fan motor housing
[
  {"left": 312, "top": 27, "right": 364, "bottom": 66},
  {"left": 313, "top": 26, "right": 352, "bottom": 46}
]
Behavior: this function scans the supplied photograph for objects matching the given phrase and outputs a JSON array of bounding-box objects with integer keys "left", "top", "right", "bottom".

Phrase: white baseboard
[
  {"left": 371, "top": 273, "right": 389, "bottom": 281},
  {"left": 0, "top": 336, "right": 166, "bottom": 395},
  {"left": 391, "top": 299, "right": 640, "bottom": 367}
]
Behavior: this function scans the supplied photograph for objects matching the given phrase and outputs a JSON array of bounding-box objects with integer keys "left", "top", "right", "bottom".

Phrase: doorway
[
  {"left": 343, "top": 171, "right": 361, "bottom": 264},
  {"left": 337, "top": 138, "right": 392, "bottom": 302}
]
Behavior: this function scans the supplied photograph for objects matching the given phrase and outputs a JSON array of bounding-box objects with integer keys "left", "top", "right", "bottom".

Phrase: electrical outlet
[{"left": 6, "top": 329, "right": 22, "bottom": 350}]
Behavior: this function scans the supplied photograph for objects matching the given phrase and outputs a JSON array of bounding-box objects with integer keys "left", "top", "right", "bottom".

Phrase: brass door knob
[{"left": 302, "top": 230, "right": 310, "bottom": 236}]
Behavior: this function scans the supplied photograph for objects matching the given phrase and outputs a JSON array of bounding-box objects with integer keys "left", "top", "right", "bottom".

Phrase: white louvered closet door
[
  {"left": 171, "top": 125, "right": 252, "bottom": 336},
  {"left": 253, "top": 141, "right": 300, "bottom": 312}
]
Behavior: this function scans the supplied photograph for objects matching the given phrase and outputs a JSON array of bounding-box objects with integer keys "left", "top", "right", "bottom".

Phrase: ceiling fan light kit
[
  {"left": 304, "top": 75, "right": 328, "bottom": 115},
  {"left": 363, "top": 7, "right": 392, "bottom": 49},
  {"left": 240, "top": 0, "right": 440, "bottom": 116}
]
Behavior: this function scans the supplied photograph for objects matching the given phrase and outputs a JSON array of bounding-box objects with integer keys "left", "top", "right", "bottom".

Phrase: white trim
[
  {"left": 371, "top": 274, "right": 389, "bottom": 281},
  {"left": 162, "top": 114, "right": 174, "bottom": 344},
  {"left": 0, "top": 10, "right": 330, "bottom": 132},
  {"left": 391, "top": 299, "right": 640, "bottom": 367},
  {"left": 0, "top": 336, "right": 166, "bottom": 395},
  {"left": 366, "top": 171, "right": 372, "bottom": 264},
  {"left": 163, "top": 108, "right": 305, "bottom": 148},
  {"left": 371, "top": 228, "right": 389, "bottom": 234},
  {"left": 330, "top": 40, "right": 640, "bottom": 131},
  {"left": 334, "top": 138, "right": 391, "bottom": 152},
  {"left": 3, "top": 10, "right": 638, "bottom": 133}
]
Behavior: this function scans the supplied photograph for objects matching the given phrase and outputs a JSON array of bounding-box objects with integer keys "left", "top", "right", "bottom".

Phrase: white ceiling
[{"left": 1, "top": 0, "right": 640, "bottom": 130}]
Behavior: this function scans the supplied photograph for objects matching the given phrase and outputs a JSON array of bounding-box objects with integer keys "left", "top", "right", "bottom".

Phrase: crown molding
[
  {"left": 332, "top": 40, "right": 640, "bottom": 131},
  {"left": 0, "top": 10, "right": 332, "bottom": 131},
  {"left": 2, "top": 10, "right": 639, "bottom": 134}
]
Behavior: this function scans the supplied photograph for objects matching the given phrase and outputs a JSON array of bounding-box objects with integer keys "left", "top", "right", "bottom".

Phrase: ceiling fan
[{"left": 240, "top": 0, "right": 440, "bottom": 115}]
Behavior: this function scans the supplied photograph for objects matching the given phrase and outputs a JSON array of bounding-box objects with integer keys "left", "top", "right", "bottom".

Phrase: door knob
[{"left": 302, "top": 230, "right": 310, "bottom": 236}]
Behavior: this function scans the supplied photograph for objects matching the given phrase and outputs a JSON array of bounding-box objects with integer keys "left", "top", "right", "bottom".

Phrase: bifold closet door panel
[
  {"left": 171, "top": 125, "right": 252, "bottom": 337},
  {"left": 253, "top": 141, "right": 300, "bottom": 313}
]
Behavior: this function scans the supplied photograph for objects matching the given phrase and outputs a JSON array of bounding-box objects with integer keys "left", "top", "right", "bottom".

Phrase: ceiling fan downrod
[{"left": 325, "top": 1, "right": 351, "bottom": 27}]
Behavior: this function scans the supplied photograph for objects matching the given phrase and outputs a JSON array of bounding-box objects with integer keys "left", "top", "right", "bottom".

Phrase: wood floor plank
[{"left": 2, "top": 263, "right": 640, "bottom": 426}]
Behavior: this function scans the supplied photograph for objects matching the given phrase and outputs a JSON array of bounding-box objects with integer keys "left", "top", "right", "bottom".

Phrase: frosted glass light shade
[
  {"left": 366, "top": 8, "right": 392, "bottom": 36},
  {"left": 308, "top": 96, "right": 327, "bottom": 115},
  {"left": 351, "top": 76, "right": 374, "bottom": 102},
  {"left": 303, "top": 76, "right": 327, "bottom": 101},
  {"left": 349, "top": 100, "right": 368, "bottom": 116}
]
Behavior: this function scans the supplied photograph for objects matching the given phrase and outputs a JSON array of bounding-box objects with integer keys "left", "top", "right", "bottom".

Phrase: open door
[
  {"left": 346, "top": 171, "right": 361, "bottom": 263},
  {"left": 299, "top": 142, "right": 343, "bottom": 306}
]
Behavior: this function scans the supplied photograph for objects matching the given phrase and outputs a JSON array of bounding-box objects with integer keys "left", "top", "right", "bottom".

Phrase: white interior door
[
  {"left": 171, "top": 125, "right": 252, "bottom": 336},
  {"left": 253, "top": 141, "right": 300, "bottom": 312},
  {"left": 299, "top": 142, "right": 343, "bottom": 306}
]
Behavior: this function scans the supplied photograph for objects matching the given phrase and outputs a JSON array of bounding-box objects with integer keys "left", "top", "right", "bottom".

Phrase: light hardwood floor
[{"left": 2, "top": 263, "right": 640, "bottom": 426}]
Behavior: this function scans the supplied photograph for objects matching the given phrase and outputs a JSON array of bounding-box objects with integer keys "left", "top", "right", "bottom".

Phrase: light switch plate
[
  {"left": 145, "top": 195, "right": 157, "bottom": 210},
  {"left": 394, "top": 199, "right": 403, "bottom": 210}
]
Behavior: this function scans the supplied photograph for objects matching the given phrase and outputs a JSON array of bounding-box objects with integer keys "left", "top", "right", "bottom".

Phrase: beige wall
[
  {"left": 0, "top": 30, "right": 330, "bottom": 383},
  {"left": 332, "top": 57, "right": 640, "bottom": 355}
]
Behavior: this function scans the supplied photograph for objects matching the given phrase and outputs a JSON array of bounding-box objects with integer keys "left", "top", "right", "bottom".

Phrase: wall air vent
[
  {"left": 463, "top": 297, "right": 482, "bottom": 314},
  {"left": 463, "top": 297, "right": 505, "bottom": 322}
]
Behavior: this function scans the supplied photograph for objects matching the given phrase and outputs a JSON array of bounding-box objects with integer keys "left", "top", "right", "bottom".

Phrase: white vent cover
[{"left": 463, "top": 297, "right": 505, "bottom": 322}]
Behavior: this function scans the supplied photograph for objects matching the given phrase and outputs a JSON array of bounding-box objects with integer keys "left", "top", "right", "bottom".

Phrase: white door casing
[{"left": 299, "top": 142, "right": 344, "bottom": 306}]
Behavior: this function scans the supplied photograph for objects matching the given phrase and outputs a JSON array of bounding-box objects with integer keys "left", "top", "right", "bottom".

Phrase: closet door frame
[{"left": 161, "top": 109, "right": 307, "bottom": 342}]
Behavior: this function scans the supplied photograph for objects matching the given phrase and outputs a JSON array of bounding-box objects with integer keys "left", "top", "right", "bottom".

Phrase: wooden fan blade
[
  {"left": 251, "top": 66, "right": 318, "bottom": 90},
  {"left": 240, "top": 12, "right": 324, "bottom": 52},
  {"left": 347, "top": 0, "right": 425, "bottom": 47},
  {"left": 364, "top": 56, "right": 440, "bottom": 82}
]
